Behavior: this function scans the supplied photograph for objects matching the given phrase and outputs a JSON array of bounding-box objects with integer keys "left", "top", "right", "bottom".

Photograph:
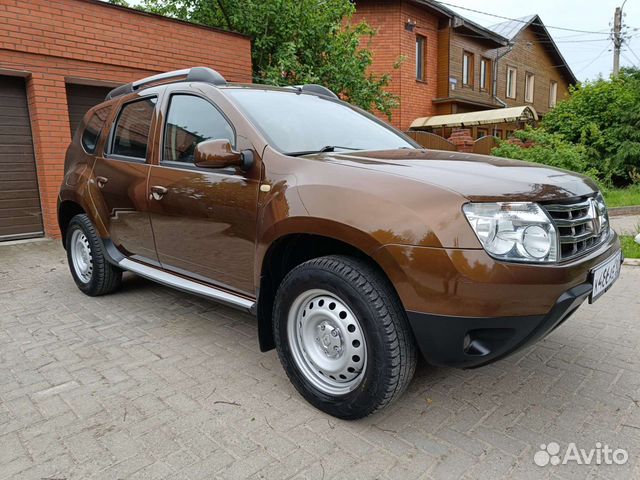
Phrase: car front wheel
[{"left": 273, "top": 255, "right": 417, "bottom": 419}]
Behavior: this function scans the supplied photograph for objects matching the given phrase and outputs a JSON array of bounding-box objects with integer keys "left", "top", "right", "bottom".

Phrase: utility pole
[
  {"left": 613, "top": 6, "right": 622, "bottom": 75},
  {"left": 612, "top": 0, "right": 627, "bottom": 76}
]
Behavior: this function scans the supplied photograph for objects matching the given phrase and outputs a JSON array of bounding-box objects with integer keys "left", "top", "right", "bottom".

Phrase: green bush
[
  {"left": 492, "top": 68, "right": 640, "bottom": 187},
  {"left": 491, "top": 127, "right": 600, "bottom": 180}
]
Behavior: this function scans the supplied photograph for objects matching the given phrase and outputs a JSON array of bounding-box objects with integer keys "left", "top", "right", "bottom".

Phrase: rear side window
[
  {"left": 163, "top": 94, "right": 234, "bottom": 163},
  {"left": 111, "top": 97, "right": 157, "bottom": 159},
  {"left": 81, "top": 105, "right": 112, "bottom": 154}
]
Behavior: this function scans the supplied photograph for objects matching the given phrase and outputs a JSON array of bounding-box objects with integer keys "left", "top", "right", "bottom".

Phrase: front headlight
[{"left": 463, "top": 202, "right": 558, "bottom": 263}]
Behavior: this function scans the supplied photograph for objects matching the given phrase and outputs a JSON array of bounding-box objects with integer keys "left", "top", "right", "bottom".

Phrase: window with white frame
[
  {"left": 480, "top": 58, "right": 490, "bottom": 91},
  {"left": 549, "top": 80, "right": 558, "bottom": 107},
  {"left": 462, "top": 51, "right": 473, "bottom": 86},
  {"left": 506, "top": 66, "right": 517, "bottom": 99},
  {"left": 525, "top": 72, "right": 535, "bottom": 103}
]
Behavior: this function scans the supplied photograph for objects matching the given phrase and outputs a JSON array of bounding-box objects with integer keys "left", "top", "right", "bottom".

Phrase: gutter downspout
[
  {"left": 492, "top": 43, "right": 513, "bottom": 107},
  {"left": 492, "top": 43, "right": 513, "bottom": 135}
]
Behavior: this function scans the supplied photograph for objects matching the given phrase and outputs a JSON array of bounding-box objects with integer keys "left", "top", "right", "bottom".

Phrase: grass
[
  {"left": 602, "top": 184, "right": 640, "bottom": 208},
  {"left": 621, "top": 235, "right": 640, "bottom": 259}
]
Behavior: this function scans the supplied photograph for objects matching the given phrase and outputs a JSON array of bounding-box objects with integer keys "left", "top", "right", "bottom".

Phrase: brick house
[
  {"left": 0, "top": 0, "right": 251, "bottom": 241},
  {"left": 353, "top": 0, "right": 576, "bottom": 136}
]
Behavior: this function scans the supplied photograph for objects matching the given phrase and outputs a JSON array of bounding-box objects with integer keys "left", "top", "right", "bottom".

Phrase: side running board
[{"left": 119, "top": 258, "right": 255, "bottom": 313}]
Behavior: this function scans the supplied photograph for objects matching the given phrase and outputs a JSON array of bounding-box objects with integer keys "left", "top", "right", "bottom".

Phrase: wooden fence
[{"left": 405, "top": 131, "right": 500, "bottom": 155}]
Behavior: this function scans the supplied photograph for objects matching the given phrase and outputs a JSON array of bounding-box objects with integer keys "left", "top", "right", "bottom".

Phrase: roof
[
  {"left": 489, "top": 15, "right": 537, "bottom": 40},
  {"left": 408, "top": 0, "right": 508, "bottom": 47},
  {"left": 488, "top": 15, "right": 577, "bottom": 84},
  {"left": 410, "top": 105, "right": 538, "bottom": 129}
]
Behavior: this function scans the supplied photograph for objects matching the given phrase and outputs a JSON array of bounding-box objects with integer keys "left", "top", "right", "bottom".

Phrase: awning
[{"left": 410, "top": 105, "right": 538, "bottom": 130}]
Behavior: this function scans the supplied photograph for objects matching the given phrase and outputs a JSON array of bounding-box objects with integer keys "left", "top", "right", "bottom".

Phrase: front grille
[{"left": 543, "top": 197, "right": 608, "bottom": 261}]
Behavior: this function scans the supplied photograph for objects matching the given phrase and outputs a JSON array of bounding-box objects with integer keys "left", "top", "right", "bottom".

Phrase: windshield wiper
[{"left": 285, "top": 145, "right": 363, "bottom": 157}]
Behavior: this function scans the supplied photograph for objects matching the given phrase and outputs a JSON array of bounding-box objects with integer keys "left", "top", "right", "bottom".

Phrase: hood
[{"left": 305, "top": 149, "right": 598, "bottom": 202}]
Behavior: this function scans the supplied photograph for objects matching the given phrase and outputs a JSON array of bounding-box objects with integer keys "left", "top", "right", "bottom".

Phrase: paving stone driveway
[{"left": 1, "top": 240, "right": 639, "bottom": 480}]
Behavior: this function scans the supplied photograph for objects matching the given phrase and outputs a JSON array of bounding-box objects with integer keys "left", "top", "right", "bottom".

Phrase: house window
[
  {"left": 480, "top": 58, "right": 490, "bottom": 91},
  {"left": 525, "top": 72, "right": 535, "bottom": 103},
  {"left": 416, "top": 35, "right": 426, "bottom": 81},
  {"left": 506, "top": 66, "right": 517, "bottom": 99},
  {"left": 462, "top": 51, "right": 473, "bottom": 86},
  {"left": 549, "top": 80, "right": 558, "bottom": 107},
  {"left": 477, "top": 128, "right": 488, "bottom": 139}
]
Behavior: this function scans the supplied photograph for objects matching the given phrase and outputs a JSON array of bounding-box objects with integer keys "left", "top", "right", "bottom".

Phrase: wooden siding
[
  {"left": 493, "top": 27, "right": 571, "bottom": 115},
  {"left": 444, "top": 30, "right": 502, "bottom": 111}
]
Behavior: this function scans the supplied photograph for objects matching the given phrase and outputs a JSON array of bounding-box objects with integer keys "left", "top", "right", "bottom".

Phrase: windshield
[{"left": 225, "top": 89, "right": 415, "bottom": 155}]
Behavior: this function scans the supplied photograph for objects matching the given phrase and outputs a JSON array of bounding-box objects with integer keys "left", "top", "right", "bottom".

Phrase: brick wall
[
  {"left": 0, "top": 0, "right": 252, "bottom": 238},
  {"left": 353, "top": 0, "right": 441, "bottom": 130}
]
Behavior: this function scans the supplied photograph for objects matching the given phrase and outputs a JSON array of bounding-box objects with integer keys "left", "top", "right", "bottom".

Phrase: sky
[
  {"left": 122, "top": 0, "right": 639, "bottom": 82},
  {"left": 437, "top": 0, "right": 640, "bottom": 81}
]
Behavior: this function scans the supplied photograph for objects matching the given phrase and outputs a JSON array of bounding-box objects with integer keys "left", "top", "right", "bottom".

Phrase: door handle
[
  {"left": 150, "top": 185, "right": 168, "bottom": 201},
  {"left": 96, "top": 176, "right": 108, "bottom": 188}
]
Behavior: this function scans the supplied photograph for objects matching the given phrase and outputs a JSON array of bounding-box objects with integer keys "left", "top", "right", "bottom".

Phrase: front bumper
[
  {"left": 407, "top": 249, "right": 623, "bottom": 368},
  {"left": 407, "top": 282, "right": 592, "bottom": 368}
]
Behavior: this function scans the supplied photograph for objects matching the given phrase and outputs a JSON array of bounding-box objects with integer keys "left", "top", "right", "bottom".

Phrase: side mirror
[{"left": 194, "top": 139, "right": 254, "bottom": 170}]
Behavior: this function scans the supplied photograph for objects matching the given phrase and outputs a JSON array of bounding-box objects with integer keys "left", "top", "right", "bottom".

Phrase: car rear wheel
[
  {"left": 273, "top": 255, "right": 417, "bottom": 419},
  {"left": 66, "top": 214, "right": 122, "bottom": 296}
]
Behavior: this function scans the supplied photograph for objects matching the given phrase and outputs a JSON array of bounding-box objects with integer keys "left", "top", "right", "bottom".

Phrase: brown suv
[{"left": 58, "top": 67, "right": 622, "bottom": 419}]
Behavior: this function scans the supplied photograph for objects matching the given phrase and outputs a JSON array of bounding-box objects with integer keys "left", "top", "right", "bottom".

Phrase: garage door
[
  {"left": 66, "top": 83, "right": 113, "bottom": 137},
  {"left": 0, "top": 76, "right": 44, "bottom": 241}
]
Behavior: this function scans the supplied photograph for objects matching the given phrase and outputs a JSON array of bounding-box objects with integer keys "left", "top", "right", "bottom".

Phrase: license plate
[{"left": 590, "top": 251, "right": 621, "bottom": 303}]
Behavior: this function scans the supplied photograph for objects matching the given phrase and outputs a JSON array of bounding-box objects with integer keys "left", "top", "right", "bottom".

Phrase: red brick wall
[
  {"left": 0, "top": 0, "right": 252, "bottom": 238},
  {"left": 352, "top": 0, "right": 402, "bottom": 124},
  {"left": 353, "top": 0, "right": 440, "bottom": 130}
]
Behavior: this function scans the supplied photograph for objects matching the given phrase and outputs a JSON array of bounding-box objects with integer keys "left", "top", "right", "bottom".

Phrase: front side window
[
  {"left": 225, "top": 89, "right": 414, "bottom": 154},
  {"left": 416, "top": 35, "right": 426, "bottom": 81},
  {"left": 82, "top": 104, "right": 112, "bottom": 153},
  {"left": 506, "top": 66, "right": 517, "bottom": 99},
  {"left": 525, "top": 72, "right": 535, "bottom": 103},
  {"left": 462, "top": 51, "right": 473, "bottom": 86},
  {"left": 111, "top": 97, "right": 157, "bottom": 159},
  {"left": 163, "top": 95, "right": 234, "bottom": 163}
]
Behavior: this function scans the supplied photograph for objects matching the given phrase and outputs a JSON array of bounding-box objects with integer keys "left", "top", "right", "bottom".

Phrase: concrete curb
[
  {"left": 609, "top": 205, "right": 640, "bottom": 217},
  {"left": 623, "top": 258, "right": 640, "bottom": 267}
]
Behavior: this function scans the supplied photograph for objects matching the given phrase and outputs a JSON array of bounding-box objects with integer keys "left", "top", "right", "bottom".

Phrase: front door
[
  {"left": 147, "top": 93, "right": 260, "bottom": 295},
  {"left": 90, "top": 95, "right": 159, "bottom": 262}
]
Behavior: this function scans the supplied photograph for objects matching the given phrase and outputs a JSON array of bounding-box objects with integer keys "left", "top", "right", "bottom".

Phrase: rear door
[
  {"left": 89, "top": 93, "right": 160, "bottom": 263},
  {"left": 147, "top": 89, "right": 260, "bottom": 295}
]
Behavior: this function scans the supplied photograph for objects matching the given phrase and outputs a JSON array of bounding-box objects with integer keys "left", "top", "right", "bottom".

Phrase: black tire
[
  {"left": 273, "top": 255, "right": 417, "bottom": 419},
  {"left": 65, "top": 214, "right": 122, "bottom": 296}
]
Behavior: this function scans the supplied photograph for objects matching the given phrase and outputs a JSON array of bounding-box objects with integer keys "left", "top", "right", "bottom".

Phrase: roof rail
[
  {"left": 105, "top": 67, "right": 227, "bottom": 100},
  {"left": 291, "top": 84, "right": 339, "bottom": 99}
]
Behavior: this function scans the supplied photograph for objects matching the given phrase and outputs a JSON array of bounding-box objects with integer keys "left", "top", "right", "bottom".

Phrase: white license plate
[{"left": 590, "top": 251, "right": 621, "bottom": 303}]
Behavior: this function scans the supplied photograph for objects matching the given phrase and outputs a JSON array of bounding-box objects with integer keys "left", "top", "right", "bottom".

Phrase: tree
[
  {"left": 121, "top": 0, "right": 399, "bottom": 117},
  {"left": 539, "top": 68, "right": 640, "bottom": 186}
]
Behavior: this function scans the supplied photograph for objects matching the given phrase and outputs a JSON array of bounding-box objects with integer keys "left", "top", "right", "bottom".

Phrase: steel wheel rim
[
  {"left": 287, "top": 289, "right": 367, "bottom": 395},
  {"left": 70, "top": 229, "right": 93, "bottom": 283}
]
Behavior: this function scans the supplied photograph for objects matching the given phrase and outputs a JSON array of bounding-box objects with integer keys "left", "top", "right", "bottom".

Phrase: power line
[
  {"left": 437, "top": 1, "right": 611, "bottom": 36},
  {"left": 576, "top": 42, "right": 613, "bottom": 74},
  {"left": 620, "top": 51, "right": 637, "bottom": 67},
  {"left": 450, "top": 30, "right": 612, "bottom": 45},
  {"left": 625, "top": 46, "right": 640, "bottom": 65}
]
